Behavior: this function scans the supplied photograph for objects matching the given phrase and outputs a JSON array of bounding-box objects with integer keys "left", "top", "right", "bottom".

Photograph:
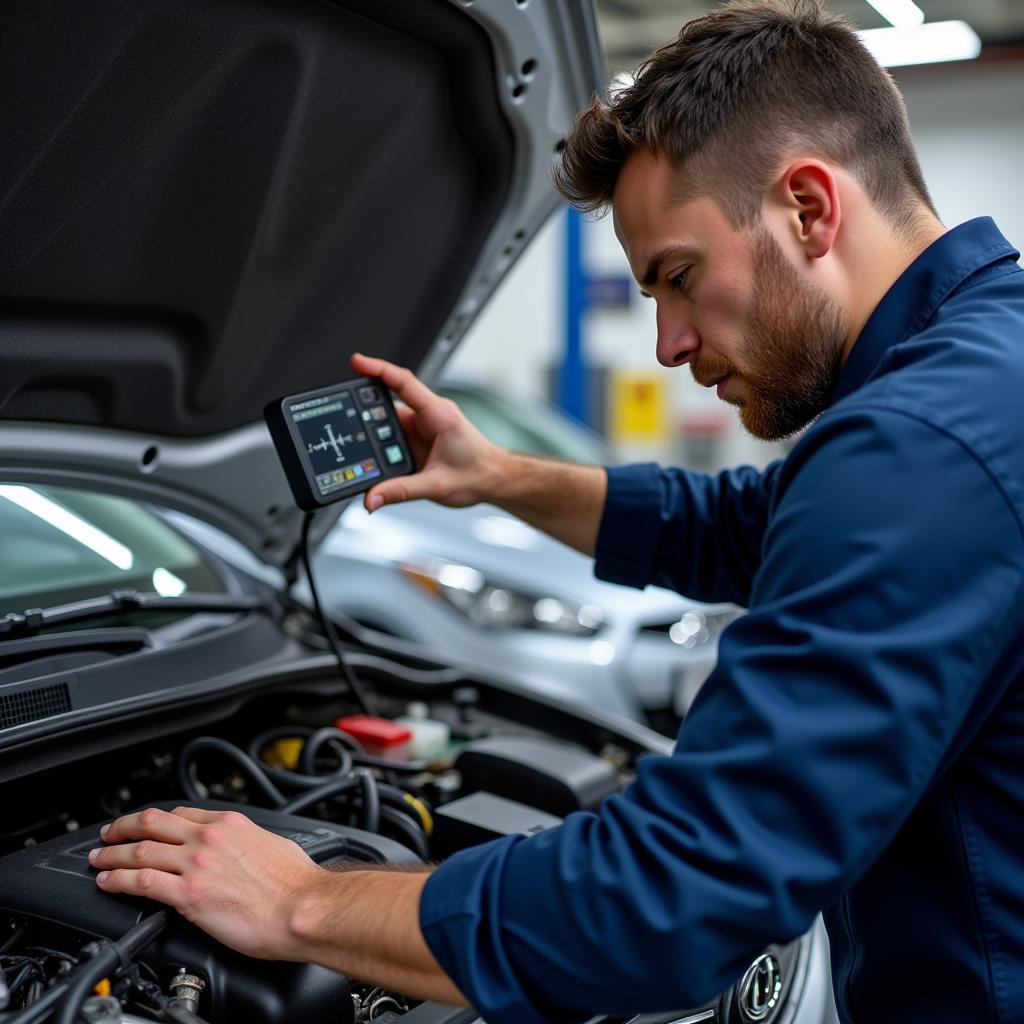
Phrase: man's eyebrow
[{"left": 639, "top": 246, "right": 699, "bottom": 288}]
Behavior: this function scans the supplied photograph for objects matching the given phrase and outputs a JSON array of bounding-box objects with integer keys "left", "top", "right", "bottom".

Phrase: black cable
[
  {"left": 1, "top": 981, "right": 67, "bottom": 1024},
  {"left": 0, "top": 927, "right": 24, "bottom": 957},
  {"left": 278, "top": 776, "right": 360, "bottom": 816},
  {"left": 22, "top": 980, "right": 41, "bottom": 1009},
  {"left": 300, "top": 512, "right": 372, "bottom": 716},
  {"left": 355, "top": 769, "right": 380, "bottom": 834},
  {"left": 378, "top": 783, "right": 432, "bottom": 831},
  {"left": 178, "top": 737, "right": 286, "bottom": 808},
  {"left": 180, "top": 725, "right": 429, "bottom": 857},
  {"left": 299, "top": 727, "right": 355, "bottom": 777},
  {"left": 249, "top": 727, "right": 427, "bottom": 781},
  {"left": 53, "top": 912, "right": 167, "bottom": 1024},
  {"left": 115, "top": 913, "right": 169, "bottom": 960},
  {"left": 179, "top": 735, "right": 387, "bottom": 837},
  {"left": 247, "top": 730, "right": 352, "bottom": 792},
  {"left": 5, "top": 961, "right": 41, "bottom": 1000},
  {"left": 377, "top": 806, "right": 430, "bottom": 860}
]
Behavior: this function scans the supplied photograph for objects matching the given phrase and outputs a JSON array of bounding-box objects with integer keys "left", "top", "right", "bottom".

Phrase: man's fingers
[
  {"left": 350, "top": 353, "right": 438, "bottom": 414},
  {"left": 89, "top": 840, "right": 187, "bottom": 874},
  {"left": 364, "top": 470, "right": 450, "bottom": 512},
  {"left": 100, "top": 806, "right": 197, "bottom": 845},
  {"left": 169, "top": 806, "right": 220, "bottom": 824},
  {"left": 95, "top": 867, "right": 186, "bottom": 908}
]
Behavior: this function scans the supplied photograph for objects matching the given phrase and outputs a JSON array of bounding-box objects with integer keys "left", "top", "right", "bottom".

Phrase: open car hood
[{"left": 0, "top": 0, "right": 604, "bottom": 564}]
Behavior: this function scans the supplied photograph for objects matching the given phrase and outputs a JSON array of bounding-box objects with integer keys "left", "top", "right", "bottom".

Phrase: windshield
[{"left": 0, "top": 484, "right": 226, "bottom": 616}]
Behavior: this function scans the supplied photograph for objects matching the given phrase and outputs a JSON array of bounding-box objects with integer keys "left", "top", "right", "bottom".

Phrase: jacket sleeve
[
  {"left": 593, "top": 460, "right": 784, "bottom": 605},
  {"left": 419, "top": 408, "right": 1024, "bottom": 1024}
]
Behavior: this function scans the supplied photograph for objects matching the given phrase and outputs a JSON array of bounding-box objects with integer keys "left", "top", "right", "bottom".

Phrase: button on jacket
[{"left": 420, "top": 218, "right": 1024, "bottom": 1024}]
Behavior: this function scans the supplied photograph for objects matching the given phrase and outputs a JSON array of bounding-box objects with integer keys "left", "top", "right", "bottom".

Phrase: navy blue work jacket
[{"left": 420, "top": 218, "right": 1024, "bottom": 1024}]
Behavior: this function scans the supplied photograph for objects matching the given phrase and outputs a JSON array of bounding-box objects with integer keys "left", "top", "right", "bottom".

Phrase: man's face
[{"left": 612, "top": 148, "right": 846, "bottom": 441}]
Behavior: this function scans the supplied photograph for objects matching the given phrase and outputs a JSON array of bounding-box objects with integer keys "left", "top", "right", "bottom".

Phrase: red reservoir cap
[{"left": 336, "top": 715, "right": 413, "bottom": 752}]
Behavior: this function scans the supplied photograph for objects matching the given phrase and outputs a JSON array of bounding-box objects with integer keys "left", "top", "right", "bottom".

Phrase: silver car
[{"left": 320, "top": 383, "right": 743, "bottom": 728}]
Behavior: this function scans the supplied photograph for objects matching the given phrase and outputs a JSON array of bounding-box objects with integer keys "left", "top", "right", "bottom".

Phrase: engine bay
[{"left": 0, "top": 654, "right": 806, "bottom": 1024}]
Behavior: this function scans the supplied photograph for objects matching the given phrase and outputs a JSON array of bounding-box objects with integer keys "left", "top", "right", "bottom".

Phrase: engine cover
[{"left": 0, "top": 800, "right": 420, "bottom": 1024}]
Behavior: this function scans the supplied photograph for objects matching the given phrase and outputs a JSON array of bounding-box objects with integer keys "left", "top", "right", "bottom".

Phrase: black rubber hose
[
  {"left": 177, "top": 733, "right": 425, "bottom": 856},
  {"left": 299, "top": 728, "right": 355, "bottom": 778},
  {"left": 378, "top": 806, "right": 430, "bottom": 860},
  {"left": 0, "top": 925, "right": 24, "bottom": 956},
  {"left": 5, "top": 961, "right": 41, "bottom": 1002},
  {"left": 248, "top": 728, "right": 349, "bottom": 792},
  {"left": 178, "top": 737, "right": 285, "bottom": 808},
  {"left": 53, "top": 912, "right": 168, "bottom": 1024},
  {"left": 356, "top": 769, "right": 380, "bottom": 834},
  {"left": 249, "top": 726, "right": 428, "bottom": 779},
  {"left": 278, "top": 776, "right": 360, "bottom": 816},
  {"left": 378, "top": 783, "right": 432, "bottom": 829},
  {"left": 1, "top": 981, "right": 68, "bottom": 1024}
]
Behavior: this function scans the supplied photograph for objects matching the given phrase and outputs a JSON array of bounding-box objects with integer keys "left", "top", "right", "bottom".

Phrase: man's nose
[{"left": 655, "top": 312, "right": 700, "bottom": 368}]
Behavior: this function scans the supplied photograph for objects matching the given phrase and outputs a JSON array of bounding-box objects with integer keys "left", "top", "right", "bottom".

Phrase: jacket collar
[{"left": 831, "top": 217, "right": 1020, "bottom": 405}]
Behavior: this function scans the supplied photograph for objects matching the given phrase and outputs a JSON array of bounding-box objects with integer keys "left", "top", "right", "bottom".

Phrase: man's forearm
[
  {"left": 288, "top": 868, "right": 467, "bottom": 1006},
  {"left": 490, "top": 451, "right": 607, "bottom": 557}
]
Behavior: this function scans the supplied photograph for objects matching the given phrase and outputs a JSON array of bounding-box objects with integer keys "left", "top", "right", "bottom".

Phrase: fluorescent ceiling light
[
  {"left": 857, "top": 20, "right": 982, "bottom": 68},
  {"left": 864, "top": 0, "right": 924, "bottom": 30},
  {"left": 152, "top": 567, "right": 187, "bottom": 597},
  {"left": 0, "top": 485, "right": 134, "bottom": 571}
]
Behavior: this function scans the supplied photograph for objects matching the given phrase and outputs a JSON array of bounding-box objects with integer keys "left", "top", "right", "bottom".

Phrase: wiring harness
[{"left": 177, "top": 727, "right": 432, "bottom": 860}]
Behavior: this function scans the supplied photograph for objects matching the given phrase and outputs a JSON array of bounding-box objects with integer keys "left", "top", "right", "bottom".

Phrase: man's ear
[{"left": 771, "top": 160, "right": 841, "bottom": 260}]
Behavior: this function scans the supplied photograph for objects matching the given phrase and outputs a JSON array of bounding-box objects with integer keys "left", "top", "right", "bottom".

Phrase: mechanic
[{"left": 88, "top": 1, "right": 1024, "bottom": 1021}]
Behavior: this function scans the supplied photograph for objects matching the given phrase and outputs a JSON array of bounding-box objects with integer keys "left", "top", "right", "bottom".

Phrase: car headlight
[
  {"left": 401, "top": 561, "right": 604, "bottom": 636},
  {"left": 642, "top": 607, "right": 743, "bottom": 649}
]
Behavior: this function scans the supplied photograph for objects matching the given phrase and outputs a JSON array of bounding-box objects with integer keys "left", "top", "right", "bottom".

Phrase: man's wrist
[
  {"left": 488, "top": 449, "right": 536, "bottom": 506},
  {"left": 282, "top": 867, "right": 460, "bottom": 1004},
  {"left": 285, "top": 865, "right": 344, "bottom": 963}
]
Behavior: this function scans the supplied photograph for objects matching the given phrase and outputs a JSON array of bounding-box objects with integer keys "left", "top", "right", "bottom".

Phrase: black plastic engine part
[
  {"left": 454, "top": 737, "right": 620, "bottom": 817},
  {"left": 431, "top": 792, "right": 562, "bottom": 859},
  {"left": 0, "top": 800, "right": 420, "bottom": 1024},
  {"left": 377, "top": 1003, "right": 479, "bottom": 1024}
]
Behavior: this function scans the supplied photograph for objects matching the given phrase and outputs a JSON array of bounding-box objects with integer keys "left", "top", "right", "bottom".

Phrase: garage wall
[{"left": 445, "top": 59, "right": 1024, "bottom": 470}]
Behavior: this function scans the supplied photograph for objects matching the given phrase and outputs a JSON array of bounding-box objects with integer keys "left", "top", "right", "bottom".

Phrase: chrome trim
[
  {"left": 739, "top": 953, "right": 783, "bottom": 1022},
  {"left": 624, "top": 1010, "right": 715, "bottom": 1024}
]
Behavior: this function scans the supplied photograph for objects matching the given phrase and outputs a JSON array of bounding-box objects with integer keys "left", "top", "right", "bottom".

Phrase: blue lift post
[
  {"left": 558, "top": 207, "right": 589, "bottom": 426},
  {"left": 557, "top": 207, "right": 633, "bottom": 429}
]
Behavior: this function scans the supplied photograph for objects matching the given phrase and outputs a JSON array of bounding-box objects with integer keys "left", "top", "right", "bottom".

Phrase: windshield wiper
[{"left": 0, "top": 590, "right": 268, "bottom": 641}]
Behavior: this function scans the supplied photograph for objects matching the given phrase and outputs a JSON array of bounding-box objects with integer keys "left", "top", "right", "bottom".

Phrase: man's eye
[{"left": 669, "top": 268, "right": 690, "bottom": 292}]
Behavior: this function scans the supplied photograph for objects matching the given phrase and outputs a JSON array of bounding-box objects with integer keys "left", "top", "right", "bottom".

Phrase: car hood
[{"left": 0, "top": 0, "right": 604, "bottom": 565}]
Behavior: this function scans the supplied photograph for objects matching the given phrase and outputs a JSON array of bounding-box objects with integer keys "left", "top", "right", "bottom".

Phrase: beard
[{"left": 690, "top": 228, "right": 846, "bottom": 442}]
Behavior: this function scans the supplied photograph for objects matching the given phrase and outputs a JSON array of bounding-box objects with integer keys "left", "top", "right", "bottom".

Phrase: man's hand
[
  {"left": 350, "top": 353, "right": 506, "bottom": 513},
  {"left": 90, "top": 806, "right": 324, "bottom": 961},
  {"left": 350, "top": 354, "right": 608, "bottom": 556},
  {"left": 90, "top": 806, "right": 465, "bottom": 1004}
]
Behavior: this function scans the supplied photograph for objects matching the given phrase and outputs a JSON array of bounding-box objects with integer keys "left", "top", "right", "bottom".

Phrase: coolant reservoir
[{"left": 395, "top": 702, "right": 451, "bottom": 763}]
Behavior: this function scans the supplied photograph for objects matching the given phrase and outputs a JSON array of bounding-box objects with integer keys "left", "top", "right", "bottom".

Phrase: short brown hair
[{"left": 555, "top": 0, "right": 936, "bottom": 230}]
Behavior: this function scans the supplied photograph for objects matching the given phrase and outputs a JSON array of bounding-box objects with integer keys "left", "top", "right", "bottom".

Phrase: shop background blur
[{"left": 445, "top": 1, "right": 1024, "bottom": 476}]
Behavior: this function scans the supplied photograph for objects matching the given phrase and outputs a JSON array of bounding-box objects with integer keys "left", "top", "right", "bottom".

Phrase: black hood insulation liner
[{"left": 0, "top": 0, "right": 513, "bottom": 437}]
